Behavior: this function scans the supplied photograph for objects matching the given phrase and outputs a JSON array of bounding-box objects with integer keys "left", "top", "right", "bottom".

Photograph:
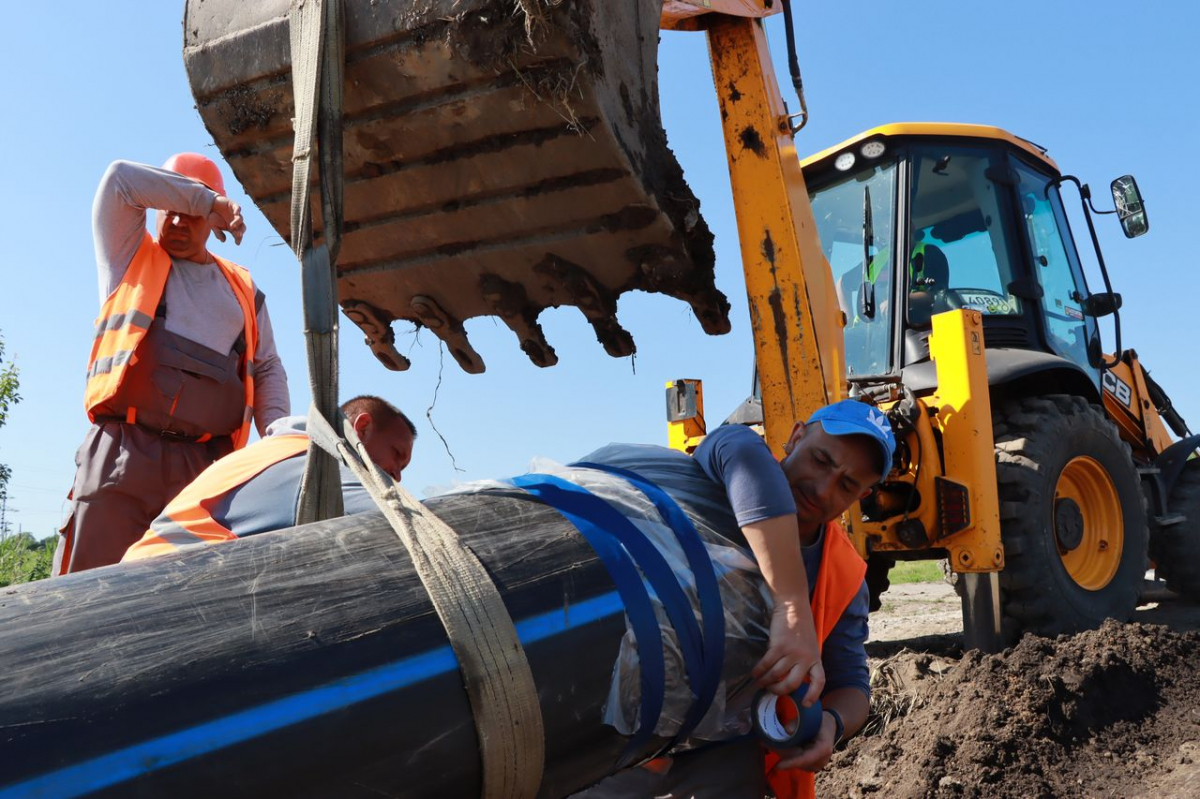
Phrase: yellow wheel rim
[{"left": 1055, "top": 456, "right": 1123, "bottom": 590}]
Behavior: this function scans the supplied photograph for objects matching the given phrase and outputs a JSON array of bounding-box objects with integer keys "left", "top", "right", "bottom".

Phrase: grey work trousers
[
  {"left": 571, "top": 738, "right": 767, "bottom": 799},
  {"left": 54, "top": 422, "right": 232, "bottom": 574}
]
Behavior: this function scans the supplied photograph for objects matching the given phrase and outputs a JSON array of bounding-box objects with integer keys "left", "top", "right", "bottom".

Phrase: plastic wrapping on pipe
[
  {"left": 435, "top": 442, "right": 773, "bottom": 748},
  {"left": 0, "top": 442, "right": 774, "bottom": 797}
]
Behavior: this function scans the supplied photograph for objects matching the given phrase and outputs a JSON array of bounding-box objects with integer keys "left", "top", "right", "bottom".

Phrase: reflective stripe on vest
[
  {"left": 909, "top": 241, "right": 930, "bottom": 287},
  {"left": 85, "top": 233, "right": 261, "bottom": 449},
  {"left": 763, "top": 519, "right": 867, "bottom": 799},
  {"left": 866, "top": 243, "right": 929, "bottom": 287},
  {"left": 122, "top": 434, "right": 310, "bottom": 562}
]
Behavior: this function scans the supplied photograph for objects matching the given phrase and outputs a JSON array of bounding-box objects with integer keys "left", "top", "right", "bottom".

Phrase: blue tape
[
  {"left": 511, "top": 474, "right": 680, "bottom": 761},
  {"left": 572, "top": 462, "right": 726, "bottom": 745},
  {"left": 751, "top": 684, "right": 824, "bottom": 748},
  {"left": 513, "top": 474, "right": 708, "bottom": 744},
  {"left": 508, "top": 472, "right": 710, "bottom": 758}
]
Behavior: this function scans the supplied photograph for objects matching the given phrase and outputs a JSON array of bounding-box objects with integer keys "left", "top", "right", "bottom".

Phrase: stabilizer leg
[{"left": 961, "top": 572, "right": 1003, "bottom": 653}]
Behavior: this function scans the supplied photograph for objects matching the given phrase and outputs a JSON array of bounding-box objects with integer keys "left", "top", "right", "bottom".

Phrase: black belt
[{"left": 94, "top": 415, "right": 228, "bottom": 444}]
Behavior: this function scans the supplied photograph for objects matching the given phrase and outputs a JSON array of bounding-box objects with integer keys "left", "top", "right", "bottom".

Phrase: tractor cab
[{"left": 802, "top": 123, "right": 1144, "bottom": 400}]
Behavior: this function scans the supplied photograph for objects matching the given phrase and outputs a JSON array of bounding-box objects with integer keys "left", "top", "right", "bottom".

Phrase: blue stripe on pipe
[
  {"left": 571, "top": 462, "right": 726, "bottom": 746},
  {"left": 0, "top": 590, "right": 625, "bottom": 799}
]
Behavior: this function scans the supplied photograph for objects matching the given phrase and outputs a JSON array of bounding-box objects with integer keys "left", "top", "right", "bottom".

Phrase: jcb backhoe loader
[{"left": 691, "top": 122, "right": 1197, "bottom": 649}]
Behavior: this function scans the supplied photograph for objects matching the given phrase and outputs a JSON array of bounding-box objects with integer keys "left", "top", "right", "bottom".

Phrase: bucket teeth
[
  {"left": 342, "top": 301, "right": 411, "bottom": 372},
  {"left": 628, "top": 244, "right": 733, "bottom": 336},
  {"left": 534, "top": 254, "right": 635, "bottom": 359},
  {"left": 185, "top": 0, "right": 728, "bottom": 373},
  {"left": 410, "top": 295, "right": 486, "bottom": 374},
  {"left": 480, "top": 274, "right": 558, "bottom": 368},
  {"left": 588, "top": 318, "right": 636, "bottom": 359}
]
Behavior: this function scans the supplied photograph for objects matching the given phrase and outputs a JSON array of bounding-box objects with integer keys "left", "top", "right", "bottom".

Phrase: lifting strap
[
  {"left": 290, "top": 0, "right": 344, "bottom": 525},
  {"left": 286, "top": 3, "right": 544, "bottom": 796},
  {"left": 308, "top": 410, "right": 546, "bottom": 797}
]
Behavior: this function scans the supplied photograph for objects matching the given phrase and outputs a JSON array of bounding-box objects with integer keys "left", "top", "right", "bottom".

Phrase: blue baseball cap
[{"left": 807, "top": 400, "right": 896, "bottom": 479}]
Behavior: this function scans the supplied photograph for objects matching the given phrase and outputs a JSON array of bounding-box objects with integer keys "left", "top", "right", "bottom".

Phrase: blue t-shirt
[
  {"left": 693, "top": 424, "right": 870, "bottom": 698},
  {"left": 209, "top": 416, "right": 380, "bottom": 536}
]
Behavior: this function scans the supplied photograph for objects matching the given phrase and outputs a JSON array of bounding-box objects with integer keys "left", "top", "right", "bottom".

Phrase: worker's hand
[
  {"left": 771, "top": 712, "right": 837, "bottom": 773},
  {"left": 752, "top": 597, "right": 825, "bottom": 702},
  {"left": 208, "top": 195, "right": 246, "bottom": 245}
]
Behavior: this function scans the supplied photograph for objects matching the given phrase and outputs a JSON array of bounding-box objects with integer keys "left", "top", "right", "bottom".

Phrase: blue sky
[{"left": 0, "top": 2, "right": 1195, "bottom": 537}]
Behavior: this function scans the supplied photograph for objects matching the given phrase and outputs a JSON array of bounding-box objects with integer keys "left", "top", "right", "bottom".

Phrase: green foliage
[
  {"left": 0, "top": 334, "right": 19, "bottom": 429},
  {"left": 888, "top": 559, "right": 944, "bottom": 585},
  {"left": 0, "top": 331, "right": 20, "bottom": 508},
  {"left": 0, "top": 533, "right": 54, "bottom": 587},
  {"left": 0, "top": 335, "right": 48, "bottom": 588}
]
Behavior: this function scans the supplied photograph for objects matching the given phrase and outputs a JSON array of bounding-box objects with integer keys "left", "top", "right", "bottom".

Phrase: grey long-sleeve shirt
[{"left": 93, "top": 160, "right": 290, "bottom": 435}]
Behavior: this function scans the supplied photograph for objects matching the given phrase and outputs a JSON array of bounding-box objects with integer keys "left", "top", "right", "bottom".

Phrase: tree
[
  {"left": 0, "top": 532, "right": 53, "bottom": 587},
  {"left": 0, "top": 331, "right": 21, "bottom": 532},
  {"left": 0, "top": 334, "right": 46, "bottom": 588}
]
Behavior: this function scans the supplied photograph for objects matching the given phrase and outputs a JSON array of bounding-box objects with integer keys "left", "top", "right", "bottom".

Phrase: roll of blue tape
[{"left": 751, "top": 685, "right": 824, "bottom": 747}]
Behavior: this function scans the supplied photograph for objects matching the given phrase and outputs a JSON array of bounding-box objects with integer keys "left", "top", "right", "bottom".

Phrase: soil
[{"left": 818, "top": 581, "right": 1200, "bottom": 797}]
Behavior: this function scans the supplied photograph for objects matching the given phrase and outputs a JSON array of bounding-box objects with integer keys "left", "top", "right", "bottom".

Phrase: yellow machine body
[
  {"left": 666, "top": 379, "right": 709, "bottom": 454},
  {"left": 854, "top": 310, "right": 1004, "bottom": 572},
  {"left": 1102, "top": 353, "right": 1174, "bottom": 460}
]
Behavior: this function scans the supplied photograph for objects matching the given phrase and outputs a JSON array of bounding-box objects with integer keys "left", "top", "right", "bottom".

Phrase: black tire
[
  {"left": 993, "top": 395, "right": 1147, "bottom": 640},
  {"left": 1152, "top": 460, "right": 1200, "bottom": 600},
  {"left": 865, "top": 552, "right": 895, "bottom": 612}
]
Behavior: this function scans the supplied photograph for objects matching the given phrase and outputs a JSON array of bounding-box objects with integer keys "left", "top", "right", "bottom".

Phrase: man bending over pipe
[
  {"left": 577, "top": 398, "right": 894, "bottom": 799},
  {"left": 122, "top": 395, "right": 415, "bottom": 561}
]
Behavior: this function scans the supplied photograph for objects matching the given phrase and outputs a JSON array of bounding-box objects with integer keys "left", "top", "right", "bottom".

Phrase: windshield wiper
[{"left": 860, "top": 185, "right": 876, "bottom": 319}]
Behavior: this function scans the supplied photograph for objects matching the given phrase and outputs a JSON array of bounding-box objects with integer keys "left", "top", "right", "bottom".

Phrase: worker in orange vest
[
  {"left": 123, "top": 395, "right": 415, "bottom": 561},
  {"left": 577, "top": 399, "right": 893, "bottom": 799},
  {"left": 54, "top": 155, "right": 290, "bottom": 575}
]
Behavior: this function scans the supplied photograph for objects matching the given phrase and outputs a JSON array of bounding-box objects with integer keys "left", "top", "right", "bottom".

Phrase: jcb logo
[{"left": 1102, "top": 371, "right": 1133, "bottom": 409}]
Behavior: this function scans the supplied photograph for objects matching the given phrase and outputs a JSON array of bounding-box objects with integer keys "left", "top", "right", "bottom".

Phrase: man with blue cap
[{"left": 579, "top": 399, "right": 894, "bottom": 798}]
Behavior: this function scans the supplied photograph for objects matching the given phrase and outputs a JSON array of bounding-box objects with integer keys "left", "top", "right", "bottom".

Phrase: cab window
[
  {"left": 808, "top": 158, "right": 897, "bottom": 376},
  {"left": 1013, "top": 161, "right": 1098, "bottom": 373},
  {"left": 907, "top": 146, "right": 1023, "bottom": 325}
]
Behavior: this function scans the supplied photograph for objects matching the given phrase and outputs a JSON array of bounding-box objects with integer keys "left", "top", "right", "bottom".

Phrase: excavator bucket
[{"left": 183, "top": 0, "right": 730, "bottom": 373}]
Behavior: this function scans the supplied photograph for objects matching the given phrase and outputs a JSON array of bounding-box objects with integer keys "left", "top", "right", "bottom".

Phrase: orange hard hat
[{"left": 161, "top": 152, "right": 226, "bottom": 195}]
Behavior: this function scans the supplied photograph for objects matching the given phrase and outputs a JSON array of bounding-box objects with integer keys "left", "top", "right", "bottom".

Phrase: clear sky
[{"left": 0, "top": 1, "right": 1195, "bottom": 538}]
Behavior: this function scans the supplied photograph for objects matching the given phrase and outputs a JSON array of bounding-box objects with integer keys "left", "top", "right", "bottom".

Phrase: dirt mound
[{"left": 820, "top": 621, "right": 1200, "bottom": 797}]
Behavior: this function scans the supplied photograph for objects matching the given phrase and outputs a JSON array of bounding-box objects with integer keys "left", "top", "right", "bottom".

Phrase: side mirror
[
  {"left": 1082, "top": 291, "right": 1123, "bottom": 319},
  {"left": 1110, "top": 175, "right": 1149, "bottom": 238}
]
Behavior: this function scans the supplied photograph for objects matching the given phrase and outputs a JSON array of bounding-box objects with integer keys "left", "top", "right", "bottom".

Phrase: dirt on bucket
[{"left": 820, "top": 620, "right": 1200, "bottom": 798}]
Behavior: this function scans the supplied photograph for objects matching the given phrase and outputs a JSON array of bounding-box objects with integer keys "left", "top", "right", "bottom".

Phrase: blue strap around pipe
[
  {"left": 510, "top": 474, "right": 705, "bottom": 763},
  {"left": 572, "top": 462, "right": 726, "bottom": 746}
]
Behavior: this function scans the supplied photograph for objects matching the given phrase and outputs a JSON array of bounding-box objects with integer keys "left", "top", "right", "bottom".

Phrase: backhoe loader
[
  {"left": 180, "top": 0, "right": 1195, "bottom": 661},
  {"left": 693, "top": 122, "right": 1198, "bottom": 649}
]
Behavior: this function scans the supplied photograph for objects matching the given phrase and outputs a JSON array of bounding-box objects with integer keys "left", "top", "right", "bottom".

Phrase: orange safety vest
[
  {"left": 122, "top": 433, "right": 310, "bottom": 562},
  {"left": 85, "top": 232, "right": 260, "bottom": 449},
  {"left": 763, "top": 519, "right": 867, "bottom": 799}
]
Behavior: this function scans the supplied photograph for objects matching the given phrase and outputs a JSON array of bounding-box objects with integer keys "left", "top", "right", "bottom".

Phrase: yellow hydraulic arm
[{"left": 662, "top": 3, "right": 846, "bottom": 454}]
